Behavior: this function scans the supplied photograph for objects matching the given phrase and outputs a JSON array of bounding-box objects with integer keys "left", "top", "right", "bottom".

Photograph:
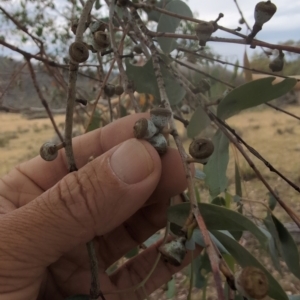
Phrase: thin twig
[
  {"left": 108, "top": 1, "right": 140, "bottom": 112},
  {"left": 207, "top": 110, "right": 300, "bottom": 228},
  {"left": 26, "top": 59, "right": 63, "bottom": 142},
  {"left": 265, "top": 103, "right": 300, "bottom": 122}
]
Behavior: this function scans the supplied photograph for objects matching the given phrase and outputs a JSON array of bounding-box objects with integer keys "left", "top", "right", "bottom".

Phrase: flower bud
[
  {"left": 104, "top": 84, "right": 115, "bottom": 97},
  {"left": 195, "top": 21, "right": 214, "bottom": 46},
  {"left": 133, "top": 118, "right": 158, "bottom": 140},
  {"left": 235, "top": 266, "right": 268, "bottom": 299},
  {"left": 150, "top": 107, "right": 172, "bottom": 129},
  {"left": 148, "top": 133, "right": 168, "bottom": 155},
  {"left": 40, "top": 142, "right": 58, "bottom": 161},
  {"left": 158, "top": 237, "right": 187, "bottom": 266},
  {"left": 115, "top": 85, "right": 124, "bottom": 96}
]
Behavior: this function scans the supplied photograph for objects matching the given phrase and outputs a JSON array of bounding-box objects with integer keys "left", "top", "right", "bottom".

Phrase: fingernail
[{"left": 110, "top": 139, "right": 154, "bottom": 184}]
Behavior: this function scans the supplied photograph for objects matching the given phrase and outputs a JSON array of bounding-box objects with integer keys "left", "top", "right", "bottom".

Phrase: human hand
[{"left": 0, "top": 113, "right": 193, "bottom": 300}]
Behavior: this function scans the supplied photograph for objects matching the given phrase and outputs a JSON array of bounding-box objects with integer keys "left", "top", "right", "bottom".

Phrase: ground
[{"left": 0, "top": 106, "right": 300, "bottom": 299}]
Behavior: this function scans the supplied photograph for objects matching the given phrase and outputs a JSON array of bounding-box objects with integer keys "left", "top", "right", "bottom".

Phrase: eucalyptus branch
[
  {"left": 265, "top": 103, "right": 300, "bottom": 121},
  {"left": 26, "top": 58, "right": 64, "bottom": 142},
  {"left": 107, "top": 1, "right": 140, "bottom": 113},
  {"left": 177, "top": 47, "right": 300, "bottom": 81},
  {"left": 131, "top": 8, "right": 225, "bottom": 299}
]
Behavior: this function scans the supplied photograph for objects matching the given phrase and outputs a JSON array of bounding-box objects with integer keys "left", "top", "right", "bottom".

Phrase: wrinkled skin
[{"left": 0, "top": 113, "right": 197, "bottom": 300}]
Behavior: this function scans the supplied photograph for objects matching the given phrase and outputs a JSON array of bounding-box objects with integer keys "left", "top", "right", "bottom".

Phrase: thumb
[{"left": 0, "top": 139, "right": 161, "bottom": 267}]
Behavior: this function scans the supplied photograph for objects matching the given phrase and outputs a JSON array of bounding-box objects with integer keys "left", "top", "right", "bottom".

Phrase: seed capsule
[
  {"left": 148, "top": 133, "right": 168, "bottom": 155},
  {"left": 254, "top": 1, "right": 277, "bottom": 26},
  {"left": 235, "top": 266, "right": 268, "bottom": 299},
  {"left": 158, "top": 237, "right": 187, "bottom": 266},
  {"left": 189, "top": 138, "right": 214, "bottom": 161},
  {"left": 69, "top": 42, "right": 89, "bottom": 63},
  {"left": 195, "top": 21, "right": 214, "bottom": 46},
  {"left": 133, "top": 118, "right": 158, "bottom": 140},
  {"left": 89, "top": 21, "right": 107, "bottom": 34},
  {"left": 115, "top": 85, "right": 124, "bottom": 96},
  {"left": 92, "top": 31, "right": 110, "bottom": 51},
  {"left": 269, "top": 51, "right": 284, "bottom": 72},
  {"left": 150, "top": 107, "right": 172, "bottom": 129},
  {"left": 133, "top": 44, "right": 143, "bottom": 54},
  {"left": 104, "top": 84, "right": 115, "bottom": 97},
  {"left": 40, "top": 142, "right": 58, "bottom": 161}
]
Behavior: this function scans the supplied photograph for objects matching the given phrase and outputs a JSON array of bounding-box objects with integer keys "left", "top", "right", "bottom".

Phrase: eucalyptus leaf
[
  {"left": 268, "top": 191, "right": 277, "bottom": 211},
  {"left": 204, "top": 130, "right": 229, "bottom": 198},
  {"left": 289, "top": 296, "right": 300, "bottom": 300},
  {"left": 212, "top": 231, "right": 288, "bottom": 300},
  {"left": 187, "top": 105, "right": 211, "bottom": 138},
  {"left": 167, "top": 203, "right": 267, "bottom": 247},
  {"left": 272, "top": 215, "right": 300, "bottom": 279},
  {"left": 125, "top": 246, "right": 139, "bottom": 258},
  {"left": 125, "top": 57, "right": 185, "bottom": 105},
  {"left": 217, "top": 77, "right": 297, "bottom": 120},
  {"left": 235, "top": 162, "right": 242, "bottom": 197},
  {"left": 87, "top": 110, "right": 101, "bottom": 132},
  {"left": 193, "top": 252, "right": 210, "bottom": 289},
  {"left": 167, "top": 277, "right": 176, "bottom": 298},
  {"left": 157, "top": 0, "right": 193, "bottom": 53}
]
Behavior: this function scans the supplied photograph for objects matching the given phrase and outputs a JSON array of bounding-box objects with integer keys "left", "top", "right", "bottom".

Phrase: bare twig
[{"left": 26, "top": 59, "right": 63, "bottom": 142}]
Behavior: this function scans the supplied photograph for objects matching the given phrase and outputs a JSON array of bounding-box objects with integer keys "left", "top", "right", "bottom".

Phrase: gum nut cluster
[
  {"left": 254, "top": 1, "right": 277, "bottom": 26},
  {"left": 133, "top": 107, "right": 172, "bottom": 155}
]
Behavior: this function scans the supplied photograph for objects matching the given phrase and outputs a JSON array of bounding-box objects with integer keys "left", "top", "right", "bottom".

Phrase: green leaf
[
  {"left": 289, "top": 296, "right": 300, "bottom": 300},
  {"left": 187, "top": 105, "right": 211, "bottom": 138},
  {"left": 272, "top": 215, "right": 300, "bottom": 279},
  {"left": 64, "top": 295, "right": 89, "bottom": 300},
  {"left": 217, "top": 77, "right": 297, "bottom": 120},
  {"left": 211, "top": 196, "right": 226, "bottom": 207},
  {"left": 144, "top": 232, "right": 162, "bottom": 247},
  {"left": 125, "top": 57, "right": 185, "bottom": 105},
  {"left": 212, "top": 231, "right": 288, "bottom": 300},
  {"left": 193, "top": 252, "right": 210, "bottom": 289},
  {"left": 167, "top": 203, "right": 267, "bottom": 247},
  {"left": 166, "top": 277, "right": 176, "bottom": 298},
  {"left": 36, "top": 26, "right": 43, "bottom": 37},
  {"left": 235, "top": 162, "right": 242, "bottom": 197},
  {"left": 95, "top": 0, "right": 101, "bottom": 9},
  {"left": 87, "top": 110, "right": 101, "bottom": 132},
  {"left": 268, "top": 191, "right": 277, "bottom": 211},
  {"left": 204, "top": 130, "right": 229, "bottom": 198},
  {"left": 157, "top": 0, "right": 193, "bottom": 53}
]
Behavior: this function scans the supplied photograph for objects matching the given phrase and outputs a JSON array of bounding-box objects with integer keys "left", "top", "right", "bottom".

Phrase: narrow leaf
[
  {"left": 195, "top": 169, "right": 206, "bottom": 180},
  {"left": 212, "top": 231, "right": 289, "bottom": 300},
  {"left": 235, "top": 162, "right": 242, "bottom": 197},
  {"left": 272, "top": 215, "right": 300, "bottom": 279},
  {"left": 87, "top": 110, "right": 101, "bottom": 132},
  {"left": 187, "top": 105, "right": 211, "bottom": 138},
  {"left": 125, "top": 246, "right": 139, "bottom": 258},
  {"left": 166, "top": 277, "right": 176, "bottom": 298},
  {"left": 204, "top": 130, "right": 229, "bottom": 198},
  {"left": 217, "top": 77, "right": 297, "bottom": 120},
  {"left": 167, "top": 203, "right": 267, "bottom": 247},
  {"left": 157, "top": 0, "right": 193, "bottom": 53}
]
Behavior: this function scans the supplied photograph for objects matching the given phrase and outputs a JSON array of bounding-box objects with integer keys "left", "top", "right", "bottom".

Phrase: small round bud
[
  {"left": 189, "top": 138, "right": 214, "bottom": 160},
  {"left": 69, "top": 42, "right": 89, "bottom": 63},
  {"left": 115, "top": 85, "right": 124, "bottom": 96},
  {"left": 254, "top": 1, "right": 277, "bottom": 26},
  {"left": 40, "top": 142, "right": 58, "bottom": 161},
  {"left": 104, "top": 84, "right": 115, "bottom": 97},
  {"left": 133, "top": 118, "right": 158, "bottom": 139},
  {"left": 269, "top": 51, "right": 284, "bottom": 72},
  {"left": 195, "top": 21, "right": 214, "bottom": 46},
  {"left": 239, "top": 17, "right": 245, "bottom": 24},
  {"left": 148, "top": 133, "right": 168, "bottom": 155},
  {"left": 158, "top": 237, "right": 187, "bottom": 266},
  {"left": 133, "top": 44, "right": 143, "bottom": 54},
  {"left": 92, "top": 31, "right": 110, "bottom": 51},
  {"left": 235, "top": 266, "right": 268, "bottom": 299},
  {"left": 150, "top": 107, "right": 172, "bottom": 129}
]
